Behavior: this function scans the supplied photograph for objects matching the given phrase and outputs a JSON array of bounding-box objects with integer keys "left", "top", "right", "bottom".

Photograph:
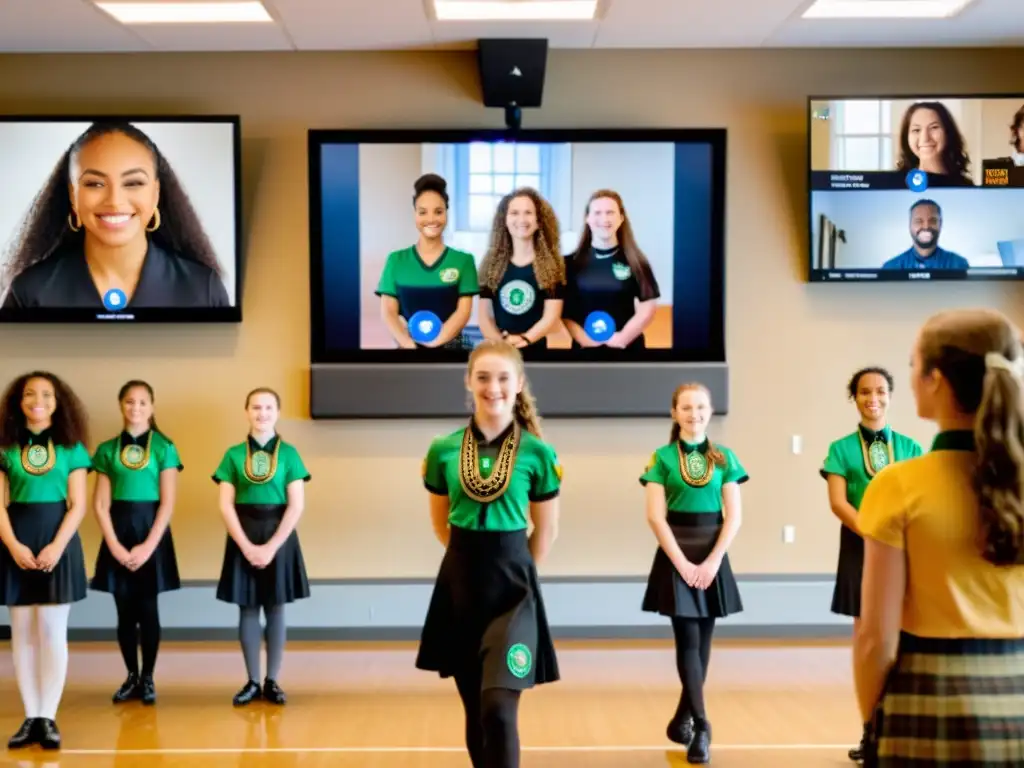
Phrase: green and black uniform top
[
  {"left": 92, "top": 429, "right": 183, "bottom": 502},
  {"left": 375, "top": 246, "right": 480, "bottom": 328},
  {"left": 479, "top": 262, "right": 565, "bottom": 344},
  {"left": 639, "top": 438, "right": 748, "bottom": 512},
  {"left": 0, "top": 428, "right": 92, "bottom": 504},
  {"left": 212, "top": 435, "right": 311, "bottom": 506},
  {"left": 423, "top": 420, "right": 562, "bottom": 532},
  {"left": 563, "top": 246, "right": 660, "bottom": 349},
  {"left": 820, "top": 425, "right": 923, "bottom": 509}
]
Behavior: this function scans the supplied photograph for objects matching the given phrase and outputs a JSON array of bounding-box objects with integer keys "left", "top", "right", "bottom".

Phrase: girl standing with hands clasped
[
  {"left": 417, "top": 339, "right": 562, "bottom": 768},
  {"left": 213, "top": 388, "right": 311, "bottom": 707},
  {"left": 90, "top": 380, "right": 183, "bottom": 705},
  {"left": 0, "top": 371, "right": 91, "bottom": 750},
  {"left": 639, "top": 383, "right": 747, "bottom": 765},
  {"left": 820, "top": 367, "right": 922, "bottom": 763}
]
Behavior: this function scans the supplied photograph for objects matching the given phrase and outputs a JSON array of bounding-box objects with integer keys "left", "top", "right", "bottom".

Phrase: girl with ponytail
[
  {"left": 417, "top": 339, "right": 562, "bottom": 768},
  {"left": 639, "top": 383, "right": 748, "bottom": 764},
  {"left": 855, "top": 308, "right": 1024, "bottom": 767}
]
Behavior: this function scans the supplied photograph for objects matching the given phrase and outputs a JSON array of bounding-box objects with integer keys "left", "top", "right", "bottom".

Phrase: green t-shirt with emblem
[
  {"left": 375, "top": 245, "right": 479, "bottom": 326},
  {"left": 0, "top": 434, "right": 92, "bottom": 504},
  {"left": 92, "top": 430, "right": 183, "bottom": 502},
  {"left": 639, "top": 439, "right": 748, "bottom": 512},
  {"left": 423, "top": 423, "right": 561, "bottom": 532},
  {"left": 820, "top": 425, "right": 923, "bottom": 509},
  {"left": 212, "top": 435, "right": 311, "bottom": 505}
]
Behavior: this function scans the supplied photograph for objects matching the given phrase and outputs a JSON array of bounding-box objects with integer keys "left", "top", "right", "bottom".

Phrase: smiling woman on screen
[{"left": 0, "top": 122, "right": 229, "bottom": 311}]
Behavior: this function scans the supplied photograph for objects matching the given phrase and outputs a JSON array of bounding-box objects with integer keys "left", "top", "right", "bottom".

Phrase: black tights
[
  {"left": 114, "top": 595, "right": 161, "bottom": 679},
  {"left": 454, "top": 668, "right": 522, "bottom": 768},
  {"left": 671, "top": 617, "right": 716, "bottom": 725}
]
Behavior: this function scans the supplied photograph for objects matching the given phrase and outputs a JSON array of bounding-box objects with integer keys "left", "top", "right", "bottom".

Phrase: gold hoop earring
[
  {"left": 67, "top": 212, "right": 81, "bottom": 232},
  {"left": 146, "top": 207, "right": 161, "bottom": 233}
]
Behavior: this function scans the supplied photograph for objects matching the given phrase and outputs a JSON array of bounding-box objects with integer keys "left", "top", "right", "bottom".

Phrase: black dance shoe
[
  {"left": 113, "top": 673, "right": 141, "bottom": 703},
  {"left": 232, "top": 680, "right": 262, "bottom": 706},
  {"left": 687, "top": 720, "right": 711, "bottom": 764},
  {"left": 263, "top": 678, "right": 287, "bottom": 705},
  {"left": 666, "top": 715, "right": 694, "bottom": 746},
  {"left": 140, "top": 676, "right": 157, "bottom": 705},
  {"left": 7, "top": 718, "right": 39, "bottom": 749},
  {"left": 848, "top": 736, "right": 866, "bottom": 763},
  {"left": 38, "top": 719, "right": 61, "bottom": 750}
]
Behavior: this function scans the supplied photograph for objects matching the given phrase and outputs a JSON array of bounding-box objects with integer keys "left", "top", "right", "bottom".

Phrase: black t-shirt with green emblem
[
  {"left": 563, "top": 246, "right": 660, "bottom": 349},
  {"left": 480, "top": 262, "right": 565, "bottom": 343}
]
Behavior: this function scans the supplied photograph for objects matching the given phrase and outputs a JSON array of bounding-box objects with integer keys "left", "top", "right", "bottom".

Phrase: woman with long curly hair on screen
[
  {"left": 417, "top": 339, "right": 562, "bottom": 768},
  {"left": 639, "top": 382, "right": 747, "bottom": 765},
  {"left": 0, "top": 121, "right": 229, "bottom": 310},
  {"left": 0, "top": 371, "right": 91, "bottom": 751},
  {"left": 855, "top": 308, "right": 1024, "bottom": 766},
  {"left": 562, "top": 189, "right": 661, "bottom": 350},
  {"left": 477, "top": 187, "right": 566, "bottom": 351}
]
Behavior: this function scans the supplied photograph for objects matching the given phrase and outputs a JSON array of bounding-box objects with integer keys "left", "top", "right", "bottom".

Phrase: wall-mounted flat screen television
[
  {"left": 808, "top": 95, "right": 1024, "bottom": 282},
  {"left": 308, "top": 128, "right": 727, "bottom": 418},
  {"left": 0, "top": 115, "right": 242, "bottom": 322}
]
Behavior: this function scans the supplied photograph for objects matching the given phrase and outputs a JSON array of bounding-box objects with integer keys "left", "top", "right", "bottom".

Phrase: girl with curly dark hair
[
  {"left": 0, "top": 371, "right": 91, "bottom": 751},
  {"left": 478, "top": 187, "right": 566, "bottom": 350},
  {"left": 0, "top": 122, "right": 230, "bottom": 310}
]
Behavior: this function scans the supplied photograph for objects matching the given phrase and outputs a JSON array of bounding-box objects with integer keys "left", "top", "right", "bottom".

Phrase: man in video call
[{"left": 880, "top": 199, "right": 969, "bottom": 270}]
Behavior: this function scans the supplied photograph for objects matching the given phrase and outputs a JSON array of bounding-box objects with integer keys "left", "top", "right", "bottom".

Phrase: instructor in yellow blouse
[{"left": 855, "top": 308, "right": 1024, "bottom": 767}]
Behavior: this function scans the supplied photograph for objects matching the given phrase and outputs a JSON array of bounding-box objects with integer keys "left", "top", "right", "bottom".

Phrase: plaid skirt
[{"left": 865, "top": 632, "right": 1024, "bottom": 766}]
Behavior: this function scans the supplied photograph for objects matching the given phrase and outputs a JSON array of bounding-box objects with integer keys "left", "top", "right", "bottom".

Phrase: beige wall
[{"left": 1, "top": 48, "right": 1023, "bottom": 581}]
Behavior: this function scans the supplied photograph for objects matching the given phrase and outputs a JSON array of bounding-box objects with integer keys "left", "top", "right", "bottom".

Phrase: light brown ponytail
[{"left": 514, "top": 380, "right": 543, "bottom": 438}]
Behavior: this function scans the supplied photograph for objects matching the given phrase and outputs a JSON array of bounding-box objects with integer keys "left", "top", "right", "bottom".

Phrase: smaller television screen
[
  {"left": 807, "top": 95, "right": 1024, "bottom": 282},
  {"left": 0, "top": 116, "right": 242, "bottom": 322}
]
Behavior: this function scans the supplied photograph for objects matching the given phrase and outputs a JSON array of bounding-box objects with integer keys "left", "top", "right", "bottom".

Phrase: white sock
[
  {"left": 36, "top": 604, "right": 71, "bottom": 721},
  {"left": 9, "top": 605, "right": 41, "bottom": 719}
]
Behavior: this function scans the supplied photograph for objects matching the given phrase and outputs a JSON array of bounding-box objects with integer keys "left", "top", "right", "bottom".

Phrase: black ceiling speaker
[{"left": 477, "top": 38, "right": 548, "bottom": 130}]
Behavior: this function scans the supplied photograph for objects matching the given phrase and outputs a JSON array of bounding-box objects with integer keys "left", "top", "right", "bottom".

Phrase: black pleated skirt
[
  {"left": 416, "top": 526, "right": 559, "bottom": 691},
  {"left": 0, "top": 501, "right": 87, "bottom": 606},
  {"left": 216, "top": 504, "right": 310, "bottom": 608},
  {"left": 831, "top": 524, "right": 863, "bottom": 617},
  {"left": 864, "top": 633, "right": 1024, "bottom": 767},
  {"left": 642, "top": 511, "right": 743, "bottom": 619},
  {"left": 90, "top": 501, "right": 181, "bottom": 598}
]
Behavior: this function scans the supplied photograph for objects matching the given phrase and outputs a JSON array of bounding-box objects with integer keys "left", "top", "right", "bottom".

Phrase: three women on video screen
[
  {"left": 0, "top": 122, "right": 230, "bottom": 312},
  {"left": 376, "top": 174, "right": 662, "bottom": 351}
]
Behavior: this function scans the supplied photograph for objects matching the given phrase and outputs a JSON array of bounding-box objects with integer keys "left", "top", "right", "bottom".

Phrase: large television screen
[
  {"left": 308, "top": 129, "right": 727, "bottom": 418},
  {"left": 0, "top": 116, "right": 242, "bottom": 322},
  {"left": 808, "top": 95, "right": 1024, "bottom": 282}
]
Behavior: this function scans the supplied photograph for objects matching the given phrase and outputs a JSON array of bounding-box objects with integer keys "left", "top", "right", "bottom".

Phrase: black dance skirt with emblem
[
  {"left": 416, "top": 526, "right": 559, "bottom": 691},
  {"left": 90, "top": 501, "right": 181, "bottom": 598},
  {"left": 642, "top": 511, "right": 743, "bottom": 619},
  {"left": 0, "top": 502, "right": 87, "bottom": 606},
  {"left": 831, "top": 524, "right": 864, "bottom": 617},
  {"left": 864, "top": 632, "right": 1024, "bottom": 767},
  {"left": 216, "top": 504, "right": 310, "bottom": 608}
]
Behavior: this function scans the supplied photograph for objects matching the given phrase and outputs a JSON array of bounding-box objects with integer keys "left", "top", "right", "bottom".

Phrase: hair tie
[{"left": 984, "top": 352, "right": 1024, "bottom": 377}]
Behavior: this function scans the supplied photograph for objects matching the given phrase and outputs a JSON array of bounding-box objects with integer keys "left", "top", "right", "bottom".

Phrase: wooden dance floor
[{"left": 0, "top": 639, "right": 861, "bottom": 766}]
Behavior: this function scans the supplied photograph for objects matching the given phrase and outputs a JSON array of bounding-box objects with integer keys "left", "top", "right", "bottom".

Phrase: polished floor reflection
[{"left": 0, "top": 639, "right": 861, "bottom": 767}]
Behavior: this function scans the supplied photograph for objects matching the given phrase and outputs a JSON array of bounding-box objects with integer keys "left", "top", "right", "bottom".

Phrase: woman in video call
[
  {"left": 819, "top": 367, "right": 922, "bottom": 764},
  {"left": 0, "top": 371, "right": 91, "bottom": 751},
  {"left": 562, "top": 190, "right": 660, "bottom": 350},
  {"left": 0, "top": 121, "right": 230, "bottom": 311},
  {"left": 375, "top": 173, "right": 479, "bottom": 350},
  {"left": 418, "top": 339, "right": 561, "bottom": 768},
  {"left": 90, "top": 380, "right": 183, "bottom": 707},
  {"left": 213, "top": 388, "right": 311, "bottom": 707},
  {"left": 478, "top": 187, "right": 566, "bottom": 351},
  {"left": 639, "top": 383, "right": 747, "bottom": 765},
  {"left": 896, "top": 102, "right": 975, "bottom": 187},
  {"left": 855, "top": 309, "right": 1024, "bottom": 766}
]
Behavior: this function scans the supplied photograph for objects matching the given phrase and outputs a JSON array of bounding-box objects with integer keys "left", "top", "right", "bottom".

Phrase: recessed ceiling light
[
  {"left": 94, "top": 1, "right": 273, "bottom": 24},
  {"left": 802, "top": 0, "right": 974, "bottom": 18},
  {"left": 434, "top": 1, "right": 598, "bottom": 21}
]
